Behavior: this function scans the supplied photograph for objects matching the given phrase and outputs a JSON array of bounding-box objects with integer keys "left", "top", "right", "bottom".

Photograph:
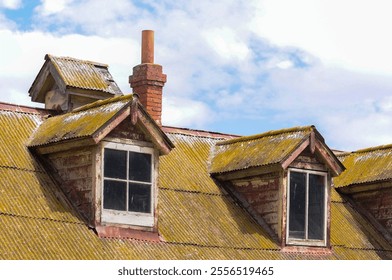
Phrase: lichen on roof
[
  {"left": 334, "top": 144, "right": 392, "bottom": 188},
  {"left": 210, "top": 125, "right": 315, "bottom": 174},
  {"left": 28, "top": 94, "right": 133, "bottom": 147},
  {"left": 46, "top": 54, "right": 122, "bottom": 95}
]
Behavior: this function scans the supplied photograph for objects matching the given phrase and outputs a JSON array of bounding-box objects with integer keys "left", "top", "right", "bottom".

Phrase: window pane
[
  {"left": 128, "top": 183, "right": 151, "bottom": 213},
  {"left": 289, "top": 172, "right": 306, "bottom": 239},
  {"left": 104, "top": 149, "right": 127, "bottom": 179},
  {"left": 308, "top": 174, "right": 325, "bottom": 240},
  {"left": 103, "top": 180, "right": 126, "bottom": 211},
  {"left": 129, "top": 152, "right": 152, "bottom": 182}
]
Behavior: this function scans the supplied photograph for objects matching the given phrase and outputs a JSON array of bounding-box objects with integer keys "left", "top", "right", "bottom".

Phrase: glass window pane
[
  {"left": 128, "top": 183, "right": 151, "bottom": 213},
  {"left": 104, "top": 149, "right": 127, "bottom": 179},
  {"left": 103, "top": 180, "right": 126, "bottom": 211},
  {"left": 129, "top": 152, "right": 152, "bottom": 182},
  {"left": 289, "top": 171, "right": 306, "bottom": 239},
  {"left": 308, "top": 174, "right": 325, "bottom": 240}
]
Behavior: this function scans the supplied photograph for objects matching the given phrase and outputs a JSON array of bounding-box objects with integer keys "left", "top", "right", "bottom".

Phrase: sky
[{"left": 0, "top": 0, "right": 391, "bottom": 151}]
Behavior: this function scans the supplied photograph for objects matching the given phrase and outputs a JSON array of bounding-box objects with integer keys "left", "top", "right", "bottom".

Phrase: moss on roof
[
  {"left": 210, "top": 126, "right": 314, "bottom": 174},
  {"left": 47, "top": 54, "right": 122, "bottom": 95},
  {"left": 1, "top": 107, "right": 392, "bottom": 259},
  {"left": 28, "top": 95, "right": 133, "bottom": 147},
  {"left": 334, "top": 144, "right": 392, "bottom": 188}
]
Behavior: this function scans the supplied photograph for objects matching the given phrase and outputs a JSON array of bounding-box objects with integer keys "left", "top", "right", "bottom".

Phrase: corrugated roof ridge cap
[
  {"left": 45, "top": 54, "right": 109, "bottom": 68},
  {"left": 215, "top": 125, "right": 315, "bottom": 146},
  {"left": 163, "top": 125, "right": 239, "bottom": 140},
  {"left": 71, "top": 94, "right": 133, "bottom": 113},
  {"left": 0, "top": 101, "right": 51, "bottom": 116},
  {"left": 338, "top": 143, "right": 392, "bottom": 157}
]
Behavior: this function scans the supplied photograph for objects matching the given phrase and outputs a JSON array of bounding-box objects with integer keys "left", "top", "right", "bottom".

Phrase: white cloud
[
  {"left": 34, "top": 0, "right": 137, "bottom": 35},
  {"left": 251, "top": 0, "right": 392, "bottom": 75},
  {"left": 202, "top": 27, "right": 250, "bottom": 62},
  {"left": 36, "top": 0, "right": 74, "bottom": 15},
  {"left": 162, "top": 96, "right": 215, "bottom": 128},
  {"left": 0, "top": 0, "right": 391, "bottom": 150},
  {"left": 0, "top": 0, "right": 22, "bottom": 9}
]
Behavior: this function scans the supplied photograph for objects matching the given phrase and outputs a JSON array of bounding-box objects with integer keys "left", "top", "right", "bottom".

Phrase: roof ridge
[
  {"left": 45, "top": 54, "right": 109, "bottom": 68},
  {"left": 338, "top": 143, "right": 392, "bottom": 157},
  {"left": 163, "top": 125, "right": 239, "bottom": 139},
  {"left": 71, "top": 94, "right": 132, "bottom": 113},
  {"left": 216, "top": 125, "right": 315, "bottom": 146},
  {"left": 0, "top": 102, "right": 51, "bottom": 115}
]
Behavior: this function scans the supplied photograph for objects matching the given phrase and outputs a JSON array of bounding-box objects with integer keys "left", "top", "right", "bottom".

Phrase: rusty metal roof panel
[
  {"left": 210, "top": 126, "right": 314, "bottom": 174},
  {"left": 334, "top": 144, "right": 392, "bottom": 188},
  {"left": 28, "top": 95, "right": 133, "bottom": 147},
  {"left": 48, "top": 54, "right": 122, "bottom": 95}
]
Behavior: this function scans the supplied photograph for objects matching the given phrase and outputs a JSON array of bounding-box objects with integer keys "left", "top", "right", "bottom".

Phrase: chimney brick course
[{"left": 129, "top": 31, "right": 166, "bottom": 126}]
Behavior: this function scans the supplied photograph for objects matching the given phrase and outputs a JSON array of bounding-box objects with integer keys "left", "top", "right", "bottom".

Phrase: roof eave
[{"left": 211, "top": 163, "right": 282, "bottom": 181}]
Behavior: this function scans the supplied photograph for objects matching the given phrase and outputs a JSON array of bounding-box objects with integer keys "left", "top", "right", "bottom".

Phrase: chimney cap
[{"left": 141, "top": 30, "right": 154, "bottom": 64}]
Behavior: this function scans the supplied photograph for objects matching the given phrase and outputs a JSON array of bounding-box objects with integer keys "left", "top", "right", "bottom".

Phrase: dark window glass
[
  {"left": 128, "top": 183, "right": 151, "bottom": 213},
  {"left": 289, "top": 172, "right": 306, "bottom": 239},
  {"left": 308, "top": 174, "right": 325, "bottom": 240},
  {"left": 129, "top": 152, "right": 151, "bottom": 182},
  {"left": 103, "top": 180, "right": 126, "bottom": 211},
  {"left": 104, "top": 149, "right": 127, "bottom": 179}
]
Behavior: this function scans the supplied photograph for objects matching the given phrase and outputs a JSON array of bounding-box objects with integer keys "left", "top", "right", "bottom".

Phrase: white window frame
[
  {"left": 286, "top": 168, "right": 328, "bottom": 247},
  {"left": 101, "top": 141, "right": 155, "bottom": 227}
]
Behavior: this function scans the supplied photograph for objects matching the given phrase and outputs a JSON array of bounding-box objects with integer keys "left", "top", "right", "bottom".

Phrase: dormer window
[
  {"left": 287, "top": 168, "right": 327, "bottom": 246},
  {"left": 101, "top": 141, "right": 155, "bottom": 228}
]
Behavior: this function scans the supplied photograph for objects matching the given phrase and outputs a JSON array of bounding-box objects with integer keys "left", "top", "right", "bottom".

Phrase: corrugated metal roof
[
  {"left": 160, "top": 133, "right": 226, "bottom": 194},
  {"left": 0, "top": 109, "right": 42, "bottom": 170},
  {"left": 334, "top": 144, "right": 392, "bottom": 188},
  {"left": 1, "top": 106, "right": 392, "bottom": 259},
  {"left": 210, "top": 126, "right": 313, "bottom": 174},
  {"left": 47, "top": 54, "right": 122, "bottom": 95},
  {"left": 28, "top": 95, "right": 133, "bottom": 147}
]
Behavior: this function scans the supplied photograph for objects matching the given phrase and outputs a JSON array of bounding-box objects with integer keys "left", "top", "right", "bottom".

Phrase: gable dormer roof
[
  {"left": 210, "top": 125, "right": 344, "bottom": 178},
  {"left": 29, "top": 54, "right": 122, "bottom": 106},
  {"left": 334, "top": 144, "right": 392, "bottom": 189},
  {"left": 28, "top": 94, "right": 173, "bottom": 155}
]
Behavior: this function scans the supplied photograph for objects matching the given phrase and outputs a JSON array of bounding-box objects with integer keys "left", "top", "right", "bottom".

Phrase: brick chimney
[{"left": 129, "top": 30, "right": 167, "bottom": 125}]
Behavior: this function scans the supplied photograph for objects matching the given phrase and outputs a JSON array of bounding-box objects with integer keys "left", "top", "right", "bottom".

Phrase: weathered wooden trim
[
  {"left": 95, "top": 225, "right": 161, "bottom": 240},
  {"left": 48, "top": 62, "right": 67, "bottom": 93},
  {"left": 314, "top": 140, "right": 345, "bottom": 177},
  {"left": 33, "top": 138, "right": 96, "bottom": 155},
  {"left": 281, "top": 139, "right": 310, "bottom": 169},
  {"left": 104, "top": 137, "right": 154, "bottom": 148},
  {"left": 310, "top": 130, "right": 316, "bottom": 154},
  {"left": 92, "top": 107, "right": 131, "bottom": 143},
  {"left": 92, "top": 144, "right": 102, "bottom": 227},
  {"left": 29, "top": 60, "right": 52, "bottom": 102},
  {"left": 280, "top": 170, "right": 287, "bottom": 247},
  {"left": 136, "top": 110, "right": 173, "bottom": 155}
]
